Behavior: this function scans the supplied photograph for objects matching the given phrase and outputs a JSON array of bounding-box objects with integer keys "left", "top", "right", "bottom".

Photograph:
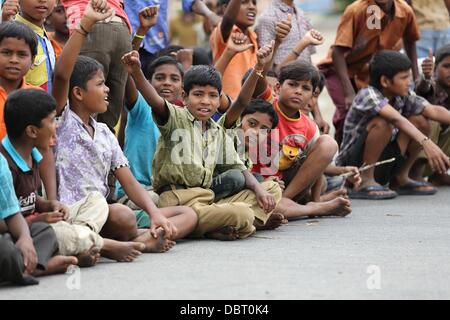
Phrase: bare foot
[
  {"left": 101, "top": 239, "right": 145, "bottom": 262},
  {"left": 256, "top": 212, "right": 285, "bottom": 230},
  {"left": 35, "top": 256, "right": 78, "bottom": 276},
  {"left": 205, "top": 226, "right": 239, "bottom": 241},
  {"left": 77, "top": 246, "right": 101, "bottom": 268},
  {"left": 429, "top": 173, "right": 450, "bottom": 186},
  {"left": 320, "top": 188, "right": 348, "bottom": 202},
  {"left": 133, "top": 229, "right": 175, "bottom": 253},
  {"left": 306, "top": 197, "right": 352, "bottom": 218}
]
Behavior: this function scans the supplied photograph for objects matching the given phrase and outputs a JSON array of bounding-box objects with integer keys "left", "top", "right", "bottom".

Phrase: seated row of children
[{"left": 2, "top": 0, "right": 450, "bottom": 286}]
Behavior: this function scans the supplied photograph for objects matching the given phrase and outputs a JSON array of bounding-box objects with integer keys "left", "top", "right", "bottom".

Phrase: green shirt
[{"left": 152, "top": 102, "right": 246, "bottom": 191}]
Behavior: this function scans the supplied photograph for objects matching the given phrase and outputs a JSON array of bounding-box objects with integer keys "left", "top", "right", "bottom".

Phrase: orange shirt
[
  {"left": 318, "top": 0, "right": 420, "bottom": 88},
  {"left": 0, "top": 80, "right": 42, "bottom": 139},
  {"left": 210, "top": 23, "right": 258, "bottom": 100},
  {"left": 47, "top": 32, "right": 63, "bottom": 58}
]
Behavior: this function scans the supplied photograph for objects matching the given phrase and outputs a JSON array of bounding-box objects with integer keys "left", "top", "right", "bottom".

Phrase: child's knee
[
  {"left": 107, "top": 204, "right": 137, "bottom": 239},
  {"left": 0, "top": 238, "right": 20, "bottom": 262},
  {"left": 314, "top": 135, "right": 338, "bottom": 159}
]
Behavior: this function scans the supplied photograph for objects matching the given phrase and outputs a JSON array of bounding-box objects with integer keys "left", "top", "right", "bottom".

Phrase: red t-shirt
[{"left": 252, "top": 87, "right": 319, "bottom": 178}]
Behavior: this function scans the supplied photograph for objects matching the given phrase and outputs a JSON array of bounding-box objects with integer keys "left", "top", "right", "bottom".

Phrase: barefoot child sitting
[
  {"left": 337, "top": 50, "right": 450, "bottom": 199},
  {"left": 219, "top": 44, "right": 352, "bottom": 220},
  {"left": 123, "top": 46, "right": 283, "bottom": 239},
  {"left": 0, "top": 152, "right": 74, "bottom": 285},
  {"left": 51, "top": 0, "right": 198, "bottom": 252},
  {"left": 1, "top": 88, "right": 158, "bottom": 265}
]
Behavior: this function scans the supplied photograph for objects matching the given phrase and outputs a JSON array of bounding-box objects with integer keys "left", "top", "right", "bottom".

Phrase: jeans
[{"left": 416, "top": 28, "right": 450, "bottom": 58}]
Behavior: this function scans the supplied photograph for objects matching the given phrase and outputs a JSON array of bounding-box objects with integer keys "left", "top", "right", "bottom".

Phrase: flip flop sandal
[
  {"left": 349, "top": 185, "right": 398, "bottom": 200},
  {"left": 396, "top": 180, "right": 437, "bottom": 196}
]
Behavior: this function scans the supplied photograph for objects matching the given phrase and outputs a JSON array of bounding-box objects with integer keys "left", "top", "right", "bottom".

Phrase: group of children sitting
[{"left": 1, "top": 0, "right": 450, "bottom": 286}]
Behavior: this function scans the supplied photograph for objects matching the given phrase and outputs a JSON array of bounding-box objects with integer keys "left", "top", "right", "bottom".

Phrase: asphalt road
[{"left": 2, "top": 187, "right": 450, "bottom": 300}]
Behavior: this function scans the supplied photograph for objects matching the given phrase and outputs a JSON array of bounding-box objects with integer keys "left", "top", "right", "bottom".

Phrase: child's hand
[
  {"left": 342, "top": 166, "right": 361, "bottom": 188},
  {"left": 226, "top": 32, "right": 254, "bottom": 53},
  {"left": 275, "top": 13, "right": 292, "bottom": 43},
  {"left": 48, "top": 201, "right": 70, "bottom": 221},
  {"left": 302, "top": 29, "right": 324, "bottom": 46},
  {"left": 421, "top": 48, "right": 434, "bottom": 80},
  {"left": 1, "top": 0, "right": 20, "bottom": 22},
  {"left": 122, "top": 51, "right": 142, "bottom": 74},
  {"left": 83, "top": 0, "right": 114, "bottom": 27},
  {"left": 315, "top": 118, "right": 330, "bottom": 134},
  {"left": 36, "top": 211, "right": 65, "bottom": 224},
  {"left": 15, "top": 236, "right": 37, "bottom": 275},
  {"left": 255, "top": 40, "right": 275, "bottom": 69},
  {"left": 255, "top": 189, "right": 276, "bottom": 213},
  {"left": 171, "top": 49, "right": 193, "bottom": 66},
  {"left": 422, "top": 139, "right": 450, "bottom": 174},
  {"left": 138, "top": 5, "right": 159, "bottom": 31},
  {"left": 150, "top": 210, "right": 178, "bottom": 240}
]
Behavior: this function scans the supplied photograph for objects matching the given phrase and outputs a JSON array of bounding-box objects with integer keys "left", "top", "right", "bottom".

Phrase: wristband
[{"left": 134, "top": 33, "right": 145, "bottom": 39}]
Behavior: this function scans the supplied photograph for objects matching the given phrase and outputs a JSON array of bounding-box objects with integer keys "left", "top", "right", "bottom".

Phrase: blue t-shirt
[
  {"left": 124, "top": 0, "right": 195, "bottom": 54},
  {"left": 0, "top": 153, "right": 20, "bottom": 220},
  {"left": 116, "top": 93, "right": 160, "bottom": 198}
]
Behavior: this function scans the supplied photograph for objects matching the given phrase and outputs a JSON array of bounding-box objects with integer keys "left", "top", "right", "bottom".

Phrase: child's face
[
  {"left": 384, "top": 70, "right": 411, "bottom": 97},
  {"left": 0, "top": 37, "right": 34, "bottom": 82},
  {"left": 20, "top": 0, "right": 57, "bottom": 25},
  {"left": 240, "top": 111, "right": 273, "bottom": 149},
  {"left": 184, "top": 85, "right": 220, "bottom": 121},
  {"left": 79, "top": 70, "right": 110, "bottom": 114},
  {"left": 304, "top": 86, "right": 321, "bottom": 114},
  {"left": 277, "top": 79, "right": 314, "bottom": 113},
  {"left": 33, "top": 110, "right": 57, "bottom": 151},
  {"left": 436, "top": 56, "right": 450, "bottom": 89},
  {"left": 235, "top": 0, "right": 257, "bottom": 29},
  {"left": 47, "top": 5, "right": 69, "bottom": 35},
  {"left": 150, "top": 64, "right": 183, "bottom": 104}
]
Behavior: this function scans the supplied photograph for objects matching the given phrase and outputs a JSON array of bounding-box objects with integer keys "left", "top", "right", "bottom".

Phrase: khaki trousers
[
  {"left": 158, "top": 181, "right": 282, "bottom": 239},
  {"left": 418, "top": 121, "right": 450, "bottom": 176},
  {"left": 51, "top": 191, "right": 108, "bottom": 256}
]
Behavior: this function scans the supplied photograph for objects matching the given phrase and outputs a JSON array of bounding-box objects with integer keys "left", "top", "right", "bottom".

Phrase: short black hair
[
  {"left": 241, "top": 99, "right": 279, "bottom": 129},
  {"left": 278, "top": 60, "right": 320, "bottom": 89},
  {"left": 369, "top": 50, "right": 411, "bottom": 89},
  {"left": 145, "top": 56, "right": 184, "bottom": 80},
  {"left": 70, "top": 56, "right": 104, "bottom": 94},
  {"left": 435, "top": 44, "right": 450, "bottom": 66},
  {"left": 184, "top": 65, "right": 222, "bottom": 94},
  {"left": 0, "top": 21, "right": 38, "bottom": 57},
  {"left": 192, "top": 47, "right": 212, "bottom": 66},
  {"left": 4, "top": 89, "right": 56, "bottom": 139}
]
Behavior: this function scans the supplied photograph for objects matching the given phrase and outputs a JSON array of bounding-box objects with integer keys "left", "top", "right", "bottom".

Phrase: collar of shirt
[
  {"left": 0, "top": 78, "right": 29, "bottom": 95},
  {"left": 67, "top": 107, "right": 98, "bottom": 134},
  {"left": 15, "top": 15, "right": 47, "bottom": 38},
  {"left": 1, "top": 136, "right": 42, "bottom": 172},
  {"left": 370, "top": 0, "right": 407, "bottom": 20}
]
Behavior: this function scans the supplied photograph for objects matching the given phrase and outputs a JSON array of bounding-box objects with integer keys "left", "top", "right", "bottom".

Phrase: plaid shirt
[
  {"left": 336, "top": 86, "right": 430, "bottom": 165},
  {"left": 254, "top": 0, "right": 315, "bottom": 66}
]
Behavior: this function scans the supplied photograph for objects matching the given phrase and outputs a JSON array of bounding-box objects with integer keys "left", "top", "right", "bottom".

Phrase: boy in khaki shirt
[{"left": 122, "top": 48, "right": 283, "bottom": 240}]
